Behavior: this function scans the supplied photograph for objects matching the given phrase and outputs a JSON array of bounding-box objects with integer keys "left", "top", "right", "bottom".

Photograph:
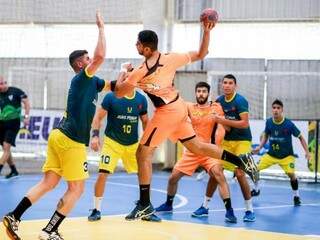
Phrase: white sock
[
  {"left": 244, "top": 199, "right": 253, "bottom": 212},
  {"left": 254, "top": 181, "right": 260, "bottom": 191},
  {"left": 293, "top": 190, "right": 299, "bottom": 197},
  {"left": 203, "top": 196, "right": 211, "bottom": 209},
  {"left": 94, "top": 197, "right": 103, "bottom": 211}
]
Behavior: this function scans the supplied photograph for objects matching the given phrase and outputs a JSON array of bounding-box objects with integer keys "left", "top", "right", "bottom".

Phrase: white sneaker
[{"left": 39, "top": 230, "right": 64, "bottom": 240}]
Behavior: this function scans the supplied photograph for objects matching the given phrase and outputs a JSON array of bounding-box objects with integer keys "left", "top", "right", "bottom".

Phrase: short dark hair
[
  {"left": 69, "top": 50, "right": 88, "bottom": 68},
  {"left": 195, "top": 81, "right": 210, "bottom": 92},
  {"left": 138, "top": 30, "right": 158, "bottom": 51},
  {"left": 223, "top": 74, "right": 237, "bottom": 84},
  {"left": 272, "top": 99, "right": 283, "bottom": 107}
]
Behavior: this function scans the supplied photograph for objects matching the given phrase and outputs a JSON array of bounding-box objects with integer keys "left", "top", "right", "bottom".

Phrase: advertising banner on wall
[{"left": 15, "top": 109, "right": 63, "bottom": 154}]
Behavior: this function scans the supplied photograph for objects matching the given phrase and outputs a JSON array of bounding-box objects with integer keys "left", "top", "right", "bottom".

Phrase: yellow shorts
[
  {"left": 42, "top": 129, "right": 89, "bottom": 181},
  {"left": 99, "top": 137, "right": 138, "bottom": 174},
  {"left": 258, "top": 154, "right": 295, "bottom": 174},
  {"left": 221, "top": 140, "right": 252, "bottom": 172}
]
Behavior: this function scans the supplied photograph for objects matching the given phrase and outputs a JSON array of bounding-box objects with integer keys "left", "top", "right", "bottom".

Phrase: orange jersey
[
  {"left": 187, "top": 102, "right": 225, "bottom": 144},
  {"left": 125, "top": 52, "right": 191, "bottom": 107}
]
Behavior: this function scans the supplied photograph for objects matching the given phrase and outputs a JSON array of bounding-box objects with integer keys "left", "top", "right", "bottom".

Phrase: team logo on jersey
[
  {"left": 142, "top": 83, "right": 160, "bottom": 91},
  {"left": 127, "top": 107, "right": 132, "bottom": 113},
  {"left": 274, "top": 130, "right": 279, "bottom": 136},
  {"left": 138, "top": 104, "right": 142, "bottom": 110},
  {"left": 8, "top": 95, "right": 13, "bottom": 101}
]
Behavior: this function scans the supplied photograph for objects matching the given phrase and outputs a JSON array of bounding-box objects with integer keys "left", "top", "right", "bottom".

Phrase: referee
[{"left": 0, "top": 76, "right": 30, "bottom": 179}]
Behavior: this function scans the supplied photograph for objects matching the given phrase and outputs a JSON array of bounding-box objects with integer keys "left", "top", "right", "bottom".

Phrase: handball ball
[{"left": 200, "top": 8, "right": 219, "bottom": 24}]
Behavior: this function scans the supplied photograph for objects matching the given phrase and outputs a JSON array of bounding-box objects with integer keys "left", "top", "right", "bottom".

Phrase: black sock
[
  {"left": 9, "top": 164, "right": 18, "bottom": 173},
  {"left": 290, "top": 179, "right": 298, "bottom": 191},
  {"left": 11, "top": 197, "right": 32, "bottom": 220},
  {"left": 223, "top": 198, "right": 232, "bottom": 211},
  {"left": 0, "top": 164, "right": 3, "bottom": 173},
  {"left": 139, "top": 184, "right": 150, "bottom": 206},
  {"left": 43, "top": 211, "right": 65, "bottom": 233},
  {"left": 221, "top": 150, "right": 242, "bottom": 168},
  {"left": 166, "top": 194, "right": 175, "bottom": 206}
]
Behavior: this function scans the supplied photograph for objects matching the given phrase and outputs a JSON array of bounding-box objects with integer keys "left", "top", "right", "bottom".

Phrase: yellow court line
[{"left": 0, "top": 216, "right": 318, "bottom": 240}]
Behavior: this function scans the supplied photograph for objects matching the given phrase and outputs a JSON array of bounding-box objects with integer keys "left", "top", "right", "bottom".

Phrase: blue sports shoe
[
  {"left": 243, "top": 211, "right": 256, "bottom": 222},
  {"left": 191, "top": 205, "right": 209, "bottom": 218},
  {"left": 142, "top": 214, "right": 162, "bottom": 222},
  {"left": 225, "top": 208, "right": 237, "bottom": 223},
  {"left": 155, "top": 202, "right": 173, "bottom": 212},
  {"left": 88, "top": 209, "right": 101, "bottom": 221},
  {"left": 125, "top": 201, "right": 155, "bottom": 221}
]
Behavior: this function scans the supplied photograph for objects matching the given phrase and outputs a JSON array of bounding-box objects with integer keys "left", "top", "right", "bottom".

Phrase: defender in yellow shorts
[
  {"left": 3, "top": 11, "right": 111, "bottom": 240},
  {"left": 88, "top": 89, "right": 149, "bottom": 221},
  {"left": 193, "top": 74, "right": 257, "bottom": 222},
  {"left": 252, "top": 99, "right": 310, "bottom": 206}
]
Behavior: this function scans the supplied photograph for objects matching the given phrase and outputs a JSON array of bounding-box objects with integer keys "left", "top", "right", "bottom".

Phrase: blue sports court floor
[{"left": 1, "top": 172, "right": 320, "bottom": 239}]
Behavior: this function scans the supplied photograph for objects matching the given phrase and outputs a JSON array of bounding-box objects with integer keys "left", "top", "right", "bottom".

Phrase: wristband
[
  {"left": 92, "top": 129, "right": 99, "bottom": 137},
  {"left": 110, "top": 80, "right": 117, "bottom": 92}
]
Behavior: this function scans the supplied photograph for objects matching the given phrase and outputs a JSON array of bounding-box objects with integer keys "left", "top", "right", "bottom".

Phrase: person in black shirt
[{"left": 0, "top": 76, "right": 30, "bottom": 179}]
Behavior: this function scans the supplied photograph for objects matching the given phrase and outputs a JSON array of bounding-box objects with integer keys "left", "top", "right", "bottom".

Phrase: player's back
[{"left": 58, "top": 69, "right": 104, "bottom": 145}]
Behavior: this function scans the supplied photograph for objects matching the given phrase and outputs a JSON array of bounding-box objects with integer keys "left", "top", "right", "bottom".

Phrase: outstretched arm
[
  {"left": 86, "top": 11, "right": 106, "bottom": 76},
  {"left": 189, "top": 21, "right": 215, "bottom": 62},
  {"left": 115, "top": 63, "right": 144, "bottom": 98},
  {"left": 252, "top": 133, "right": 269, "bottom": 155},
  {"left": 214, "top": 112, "right": 250, "bottom": 129}
]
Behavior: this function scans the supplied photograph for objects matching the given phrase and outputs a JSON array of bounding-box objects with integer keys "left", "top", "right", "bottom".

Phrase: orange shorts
[
  {"left": 174, "top": 150, "right": 221, "bottom": 176},
  {"left": 140, "top": 97, "right": 195, "bottom": 147}
]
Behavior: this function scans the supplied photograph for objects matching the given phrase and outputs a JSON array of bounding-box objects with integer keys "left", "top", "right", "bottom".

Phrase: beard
[{"left": 196, "top": 96, "right": 208, "bottom": 105}]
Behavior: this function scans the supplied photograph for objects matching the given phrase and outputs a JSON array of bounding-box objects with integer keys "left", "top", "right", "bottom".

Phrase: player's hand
[
  {"left": 305, "top": 152, "right": 311, "bottom": 162},
  {"left": 212, "top": 113, "right": 223, "bottom": 123},
  {"left": 96, "top": 10, "right": 104, "bottom": 29},
  {"left": 90, "top": 136, "right": 100, "bottom": 152},
  {"left": 202, "top": 21, "right": 215, "bottom": 32},
  {"left": 252, "top": 146, "right": 261, "bottom": 155},
  {"left": 23, "top": 117, "right": 30, "bottom": 127},
  {"left": 120, "top": 62, "right": 133, "bottom": 72}
]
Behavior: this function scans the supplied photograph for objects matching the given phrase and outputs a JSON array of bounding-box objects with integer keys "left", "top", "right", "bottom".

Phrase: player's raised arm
[
  {"left": 188, "top": 9, "right": 217, "bottom": 62},
  {"left": 86, "top": 11, "right": 106, "bottom": 77},
  {"left": 189, "top": 21, "right": 215, "bottom": 62}
]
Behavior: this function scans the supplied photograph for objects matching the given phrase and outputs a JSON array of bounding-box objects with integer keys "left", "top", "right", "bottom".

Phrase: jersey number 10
[{"left": 123, "top": 125, "right": 132, "bottom": 134}]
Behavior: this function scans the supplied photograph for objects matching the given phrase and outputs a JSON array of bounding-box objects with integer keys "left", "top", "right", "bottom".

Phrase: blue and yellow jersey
[
  {"left": 216, "top": 93, "right": 252, "bottom": 141},
  {"left": 264, "top": 117, "right": 301, "bottom": 159},
  {"left": 57, "top": 68, "right": 105, "bottom": 145},
  {"left": 102, "top": 91, "right": 147, "bottom": 146}
]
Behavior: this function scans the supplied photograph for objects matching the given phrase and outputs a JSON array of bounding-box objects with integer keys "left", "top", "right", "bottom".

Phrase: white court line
[
  {"left": 169, "top": 202, "right": 320, "bottom": 215},
  {"left": 0, "top": 176, "right": 189, "bottom": 209},
  {"left": 105, "top": 181, "right": 188, "bottom": 209},
  {"left": 2, "top": 174, "right": 320, "bottom": 193}
]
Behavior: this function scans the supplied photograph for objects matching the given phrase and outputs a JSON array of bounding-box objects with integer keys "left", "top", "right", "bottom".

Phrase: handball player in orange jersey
[{"left": 114, "top": 19, "right": 258, "bottom": 221}]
